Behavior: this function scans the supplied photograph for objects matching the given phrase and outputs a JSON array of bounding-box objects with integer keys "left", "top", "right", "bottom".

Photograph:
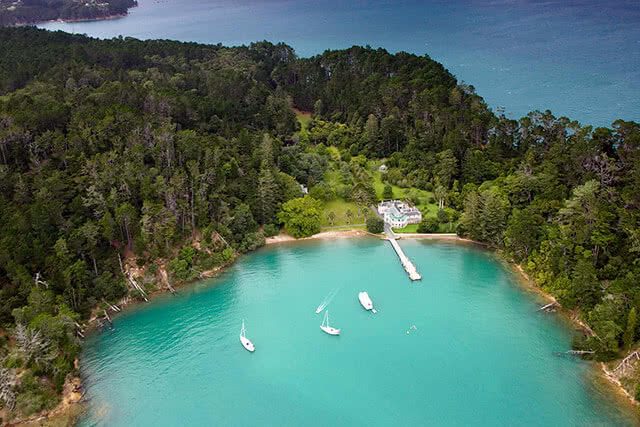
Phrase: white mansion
[{"left": 377, "top": 200, "right": 422, "bottom": 228}]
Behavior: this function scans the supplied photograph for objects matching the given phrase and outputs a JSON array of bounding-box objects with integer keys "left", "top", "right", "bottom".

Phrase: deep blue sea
[{"left": 40, "top": 0, "right": 640, "bottom": 127}]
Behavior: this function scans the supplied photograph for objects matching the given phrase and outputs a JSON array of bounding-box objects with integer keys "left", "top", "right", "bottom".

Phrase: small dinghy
[
  {"left": 239, "top": 320, "right": 255, "bottom": 352},
  {"left": 358, "top": 291, "right": 377, "bottom": 313},
  {"left": 320, "top": 310, "right": 341, "bottom": 336}
]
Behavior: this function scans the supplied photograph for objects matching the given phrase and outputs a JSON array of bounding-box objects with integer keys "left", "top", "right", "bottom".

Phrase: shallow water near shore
[{"left": 79, "top": 239, "right": 638, "bottom": 426}]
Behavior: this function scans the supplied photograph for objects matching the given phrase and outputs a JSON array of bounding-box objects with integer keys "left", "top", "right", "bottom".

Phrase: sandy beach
[{"left": 265, "top": 230, "right": 479, "bottom": 245}]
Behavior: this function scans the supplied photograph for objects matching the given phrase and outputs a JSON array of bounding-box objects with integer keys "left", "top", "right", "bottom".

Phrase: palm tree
[{"left": 345, "top": 209, "right": 354, "bottom": 224}]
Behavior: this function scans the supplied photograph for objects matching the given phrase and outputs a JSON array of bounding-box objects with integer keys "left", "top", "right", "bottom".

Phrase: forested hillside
[
  {"left": 0, "top": 27, "right": 639, "bottom": 421},
  {"left": 0, "top": 0, "right": 136, "bottom": 26}
]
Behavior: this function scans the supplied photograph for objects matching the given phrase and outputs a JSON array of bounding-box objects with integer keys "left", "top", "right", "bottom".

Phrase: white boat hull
[
  {"left": 240, "top": 335, "right": 255, "bottom": 352},
  {"left": 358, "top": 292, "right": 374, "bottom": 311},
  {"left": 320, "top": 325, "right": 341, "bottom": 335}
]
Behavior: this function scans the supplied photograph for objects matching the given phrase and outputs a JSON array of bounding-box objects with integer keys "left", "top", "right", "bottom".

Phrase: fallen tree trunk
[
  {"left": 614, "top": 350, "right": 640, "bottom": 373},
  {"left": 126, "top": 274, "right": 149, "bottom": 302},
  {"left": 538, "top": 301, "right": 559, "bottom": 311}
]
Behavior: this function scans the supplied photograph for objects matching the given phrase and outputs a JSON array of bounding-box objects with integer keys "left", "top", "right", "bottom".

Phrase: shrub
[
  {"left": 277, "top": 196, "right": 322, "bottom": 238},
  {"left": 222, "top": 248, "right": 235, "bottom": 262},
  {"left": 15, "top": 372, "right": 58, "bottom": 416},
  {"left": 197, "top": 253, "right": 224, "bottom": 271},
  {"left": 437, "top": 209, "right": 449, "bottom": 223},
  {"left": 405, "top": 189, "right": 421, "bottom": 206},
  {"left": 147, "top": 264, "right": 158, "bottom": 275},
  {"left": 382, "top": 184, "right": 393, "bottom": 200},
  {"left": 168, "top": 247, "right": 198, "bottom": 281},
  {"left": 417, "top": 217, "right": 439, "bottom": 233},
  {"left": 238, "top": 232, "right": 265, "bottom": 253},
  {"left": 263, "top": 224, "right": 280, "bottom": 237},
  {"left": 366, "top": 216, "right": 385, "bottom": 234},
  {"left": 309, "top": 182, "right": 336, "bottom": 202}
]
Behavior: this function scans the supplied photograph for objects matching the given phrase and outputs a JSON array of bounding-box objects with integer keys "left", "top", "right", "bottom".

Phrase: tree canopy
[
  {"left": 0, "top": 26, "right": 639, "bottom": 417},
  {"left": 277, "top": 197, "right": 323, "bottom": 238}
]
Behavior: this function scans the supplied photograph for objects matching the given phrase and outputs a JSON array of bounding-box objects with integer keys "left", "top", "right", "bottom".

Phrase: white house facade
[{"left": 377, "top": 200, "right": 422, "bottom": 228}]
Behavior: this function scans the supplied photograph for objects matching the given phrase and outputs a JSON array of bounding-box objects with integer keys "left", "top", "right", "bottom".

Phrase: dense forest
[
  {"left": 0, "top": 27, "right": 639, "bottom": 421},
  {"left": 0, "top": 0, "right": 136, "bottom": 26}
]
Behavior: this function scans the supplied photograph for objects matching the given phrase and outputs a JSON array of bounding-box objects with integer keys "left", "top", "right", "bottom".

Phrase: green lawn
[
  {"left": 324, "top": 168, "right": 342, "bottom": 188},
  {"left": 393, "top": 222, "right": 457, "bottom": 233},
  {"left": 320, "top": 199, "right": 367, "bottom": 228},
  {"left": 318, "top": 160, "right": 444, "bottom": 230},
  {"left": 371, "top": 168, "right": 439, "bottom": 218},
  {"left": 393, "top": 224, "right": 419, "bottom": 233}
]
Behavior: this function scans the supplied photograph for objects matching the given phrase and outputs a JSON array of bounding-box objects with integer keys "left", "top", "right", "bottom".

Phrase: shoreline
[
  {"left": 265, "top": 230, "right": 478, "bottom": 245},
  {"left": 265, "top": 229, "right": 374, "bottom": 244},
  {"left": 503, "top": 258, "right": 639, "bottom": 415},
  {"left": 13, "top": 4, "right": 136, "bottom": 27},
  {"left": 28, "top": 229, "right": 638, "bottom": 424}
]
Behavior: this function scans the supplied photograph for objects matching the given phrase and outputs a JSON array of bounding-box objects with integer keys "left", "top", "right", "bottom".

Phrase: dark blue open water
[{"left": 40, "top": 0, "right": 640, "bottom": 126}]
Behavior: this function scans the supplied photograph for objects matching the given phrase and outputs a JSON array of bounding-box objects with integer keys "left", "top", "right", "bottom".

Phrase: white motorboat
[
  {"left": 358, "top": 291, "right": 376, "bottom": 313},
  {"left": 239, "top": 320, "right": 255, "bottom": 352},
  {"left": 315, "top": 304, "right": 324, "bottom": 314},
  {"left": 320, "top": 311, "right": 341, "bottom": 336}
]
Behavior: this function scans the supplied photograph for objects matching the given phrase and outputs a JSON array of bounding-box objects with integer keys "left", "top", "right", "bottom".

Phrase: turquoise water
[
  {"left": 79, "top": 239, "right": 637, "bottom": 426},
  {"left": 39, "top": 0, "right": 640, "bottom": 126}
]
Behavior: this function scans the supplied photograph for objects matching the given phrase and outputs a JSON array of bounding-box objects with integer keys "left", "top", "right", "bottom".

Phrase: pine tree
[
  {"left": 479, "top": 187, "right": 510, "bottom": 247},
  {"left": 256, "top": 135, "right": 279, "bottom": 224},
  {"left": 624, "top": 307, "right": 637, "bottom": 350}
]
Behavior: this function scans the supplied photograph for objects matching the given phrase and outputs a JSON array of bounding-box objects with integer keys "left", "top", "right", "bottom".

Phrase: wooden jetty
[{"left": 384, "top": 227, "right": 421, "bottom": 281}]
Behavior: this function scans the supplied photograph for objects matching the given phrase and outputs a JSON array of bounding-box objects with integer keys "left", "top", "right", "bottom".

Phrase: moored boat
[
  {"left": 320, "top": 310, "right": 341, "bottom": 335},
  {"left": 358, "top": 291, "right": 376, "bottom": 313},
  {"left": 240, "top": 320, "right": 255, "bottom": 352}
]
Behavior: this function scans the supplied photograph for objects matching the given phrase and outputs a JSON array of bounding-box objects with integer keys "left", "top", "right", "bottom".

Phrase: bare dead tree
[
  {"left": 34, "top": 272, "right": 49, "bottom": 289},
  {"left": 15, "top": 324, "right": 55, "bottom": 369},
  {"left": 583, "top": 153, "right": 619, "bottom": 188},
  {"left": 0, "top": 365, "right": 17, "bottom": 410}
]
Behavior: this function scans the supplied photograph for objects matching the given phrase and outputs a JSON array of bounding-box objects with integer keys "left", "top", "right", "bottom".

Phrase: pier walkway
[{"left": 384, "top": 225, "right": 421, "bottom": 281}]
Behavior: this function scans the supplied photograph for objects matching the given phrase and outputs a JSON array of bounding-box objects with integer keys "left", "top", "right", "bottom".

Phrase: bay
[{"left": 79, "top": 239, "right": 637, "bottom": 426}]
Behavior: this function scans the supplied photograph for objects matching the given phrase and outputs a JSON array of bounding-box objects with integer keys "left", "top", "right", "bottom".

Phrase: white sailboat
[
  {"left": 319, "top": 310, "right": 341, "bottom": 336},
  {"left": 239, "top": 320, "right": 255, "bottom": 352},
  {"left": 358, "top": 291, "right": 377, "bottom": 313}
]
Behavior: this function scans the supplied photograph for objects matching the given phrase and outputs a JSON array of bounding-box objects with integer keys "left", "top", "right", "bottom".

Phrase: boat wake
[{"left": 315, "top": 287, "right": 340, "bottom": 314}]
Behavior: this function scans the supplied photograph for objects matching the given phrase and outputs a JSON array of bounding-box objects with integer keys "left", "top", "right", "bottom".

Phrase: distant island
[{"left": 0, "top": 0, "right": 136, "bottom": 26}]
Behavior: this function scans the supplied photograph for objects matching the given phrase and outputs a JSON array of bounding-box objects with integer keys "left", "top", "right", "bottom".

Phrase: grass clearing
[
  {"left": 371, "top": 169, "right": 439, "bottom": 218},
  {"left": 320, "top": 199, "right": 367, "bottom": 228},
  {"left": 393, "top": 222, "right": 456, "bottom": 233},
  {"left": 393, "top": 224, "right": 419, "bottom": 233}
]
